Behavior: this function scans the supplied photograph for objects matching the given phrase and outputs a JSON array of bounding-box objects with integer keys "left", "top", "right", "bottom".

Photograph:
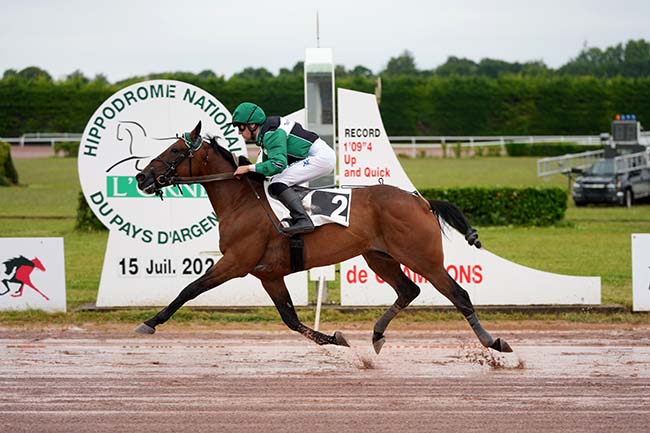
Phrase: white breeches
[{"left": 270, "top": 138, "right": 336, "bottom": 186}]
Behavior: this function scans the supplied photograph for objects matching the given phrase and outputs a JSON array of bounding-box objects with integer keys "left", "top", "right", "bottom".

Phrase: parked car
[{"left": 572, "top": 158, "right": 650, "bottom": 207}]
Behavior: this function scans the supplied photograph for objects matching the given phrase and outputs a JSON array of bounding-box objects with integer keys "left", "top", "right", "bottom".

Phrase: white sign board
[
  {"left": 0, "top": 238, "right": 66, "bottom": 312},
  {"left": 341, "top": 229, "right": 601, "bottom": 305},
  {"left": 338, "top": 89, "right": 415, "bottom": 191},
  {"left": 632, "top": 234, "right": 650, "bottom": 312},
  {"left": 337, "top": 88, "right": 601, "bottom": 306},
  {"left": 78, "top": 80, "right": 307, "bottom": 307}
]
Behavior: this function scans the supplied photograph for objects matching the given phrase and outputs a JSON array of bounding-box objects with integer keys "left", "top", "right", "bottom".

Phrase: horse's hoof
[
  {"left": 135, "top": 323, "right": 156, "bottom": 335},
  {"left": 490, "top": 338, "right": 512, "bottom": 353},
  {"left": 334, "top": 331, "right": 350, "bottom": 347},
  {"left": 372, "top": 337, "right": 386, "bottom": 354}
]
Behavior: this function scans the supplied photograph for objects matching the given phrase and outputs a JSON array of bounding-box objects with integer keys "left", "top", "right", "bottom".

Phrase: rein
[
  {"left": 150, "top": 133, "right": 286, "bottom": 234},
  {"left": 170, "top": 172, "right": 234, "bottom": 184},
  {"left": 244, "top": 177, "right": 288, "bottom": 236},
  {"left": 151, "top": 134, "right": 234, "bottom": 197}
]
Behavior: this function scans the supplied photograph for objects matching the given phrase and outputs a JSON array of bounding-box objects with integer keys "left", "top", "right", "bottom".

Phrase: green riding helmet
[{"left": 231, "top": 102, "right": 266, "bottom": 125}]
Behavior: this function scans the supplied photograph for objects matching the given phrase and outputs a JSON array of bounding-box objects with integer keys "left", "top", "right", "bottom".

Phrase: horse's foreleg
[
  {"left": 261, "top": 278, "right": 349, "bottom": 347},
  {"left": 427, "top": 268, "right": 512, "bottom": 353},
  {"left": 135, "top": 256, "right": 245, "bottom": 334},
  {"left": 363, "top": 251, "right": 421, "bottom": 354},
  {"left": 25, "top": 281, "right": 49, "bottom": 301}
]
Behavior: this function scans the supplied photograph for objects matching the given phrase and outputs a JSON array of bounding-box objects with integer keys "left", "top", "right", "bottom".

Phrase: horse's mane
[
  {"left": 207, "top": 136, "right": 265, "bottom": 183},
  {"left": 3, "top": 255, "right": 32, "bottom": 274}
]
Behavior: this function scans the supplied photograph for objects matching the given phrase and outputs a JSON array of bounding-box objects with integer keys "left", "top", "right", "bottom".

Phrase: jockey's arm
[{"left": 252, "top": 129, "right": 288, "bottom": 177}]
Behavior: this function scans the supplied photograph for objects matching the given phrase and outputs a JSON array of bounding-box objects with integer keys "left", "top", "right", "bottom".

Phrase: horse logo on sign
[{"left": 1, "top": 256, "right": 49, "bottom": 300}]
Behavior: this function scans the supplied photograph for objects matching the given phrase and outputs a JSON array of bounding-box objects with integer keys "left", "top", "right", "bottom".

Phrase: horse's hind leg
[
  {"left": 362, "top": 251, "right": 421, "bottom": 354},
  {"left": 1, "top": 280, "right": 9, "bottom": 295},
  {"left": 10, "top": 283, "right": 24, "bottom": 298},
  {"left": 261, "top": 278, "right": 349, "bottom": 347},
  {"left": 426, "top": 267, "right": 512, "bottom": 352}
]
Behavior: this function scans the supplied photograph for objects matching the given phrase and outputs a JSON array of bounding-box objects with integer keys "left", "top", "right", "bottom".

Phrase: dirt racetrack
[{"left": 2, "top": 323, "right": 650, "bottom": 433}]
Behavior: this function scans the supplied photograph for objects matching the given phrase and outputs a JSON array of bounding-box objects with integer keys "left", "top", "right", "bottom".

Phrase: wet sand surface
[{"left": 1, "top": 326, "right": 649, "bottom": 433}]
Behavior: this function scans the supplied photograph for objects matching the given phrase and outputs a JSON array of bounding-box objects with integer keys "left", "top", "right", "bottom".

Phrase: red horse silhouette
[{"left": 1, "top": 256, "right": 48, "bottom": 301}]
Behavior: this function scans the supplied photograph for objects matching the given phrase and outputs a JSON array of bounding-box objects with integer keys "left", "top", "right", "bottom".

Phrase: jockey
[{"left": 232, "top": 102, "right": 336, "bottom": 235}]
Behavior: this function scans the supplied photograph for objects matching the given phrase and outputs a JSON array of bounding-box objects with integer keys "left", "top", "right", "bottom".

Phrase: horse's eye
[{"left": 170, "top": 148, "right": 180, "bottom": 154}]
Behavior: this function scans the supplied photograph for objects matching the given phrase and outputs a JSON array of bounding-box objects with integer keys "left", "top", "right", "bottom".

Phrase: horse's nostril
[{"left": 135, "top": 173, "right": 145, "bottom": 183}]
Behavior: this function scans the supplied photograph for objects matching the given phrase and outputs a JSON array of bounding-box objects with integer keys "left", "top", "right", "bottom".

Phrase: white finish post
[
  {"left": 310, "top": 265, "right": 335, "bottom": 331},
  {"left": 314, "top": 268, "right": 325, "bottom": 331},
  {"left": 305, "top": 48, "right": 335, "bottom": 187}
]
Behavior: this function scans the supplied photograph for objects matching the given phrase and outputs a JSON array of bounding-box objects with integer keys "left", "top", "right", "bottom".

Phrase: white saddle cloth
[{"left": 264, "top": 182, "right": 352, "bottom": 228}]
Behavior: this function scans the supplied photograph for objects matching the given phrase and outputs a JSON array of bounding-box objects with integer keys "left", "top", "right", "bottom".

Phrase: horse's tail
[{"left": 428, "top": 200, "right": 481, "bottom": 249}]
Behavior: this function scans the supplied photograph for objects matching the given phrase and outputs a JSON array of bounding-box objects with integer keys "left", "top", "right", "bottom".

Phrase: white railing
[
  {"left": 389, "top": 135, "right": 601, "bottom": 157},
  {"left": 537, "top": 149, "right": 650, "bottom": 177},
  {"left": 1, "top": 133, "right": 82, "bottom": 146},
  {"left": 2, "top": 130, "right": 604, "bottom": 162},
  {"left": 537, "top": 150, "right": 605, "bottom": 177},
  {"left": 3, "top": 133, "right": 601, "bottom": 148},
  {"left": 614, "top": 149, "right": 650, "bottom": 174},
  {"left": 389, "top": 135, "right": 601, "bottom": 145}
]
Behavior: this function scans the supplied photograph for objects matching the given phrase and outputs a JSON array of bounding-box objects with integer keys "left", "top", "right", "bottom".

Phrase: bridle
[
  {"left": 145, "top": 133, "right": 287, "bottom": 235},
  {"left": 148, "top": 134, "right": 234, "bottom": 200}
]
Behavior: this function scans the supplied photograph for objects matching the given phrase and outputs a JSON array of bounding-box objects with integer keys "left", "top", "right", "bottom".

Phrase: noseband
[{"left": 148, "top": 134, "right": 235, "bottom": 200}]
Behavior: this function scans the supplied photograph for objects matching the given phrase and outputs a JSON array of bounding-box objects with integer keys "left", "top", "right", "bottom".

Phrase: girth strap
[{"left": 289, "top": 235, "right": 304, "bottom": 273}]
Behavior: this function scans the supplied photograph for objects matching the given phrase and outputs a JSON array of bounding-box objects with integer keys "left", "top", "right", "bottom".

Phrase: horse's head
[
  {"left": 31, "top": 258, "right": 45, "bottom": 271},
  {"left": 135, "top": 121, "right": 239, "bottom": 196}
]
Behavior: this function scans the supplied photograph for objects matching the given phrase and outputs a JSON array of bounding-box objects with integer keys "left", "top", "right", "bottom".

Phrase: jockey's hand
[{"left": 233, "top": 165, "right": 251, "bottom": 179}]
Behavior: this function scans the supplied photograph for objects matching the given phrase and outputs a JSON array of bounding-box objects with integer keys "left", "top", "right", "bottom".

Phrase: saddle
[{"left": 264, "top": 182, "right": 352, "bottom": 229}]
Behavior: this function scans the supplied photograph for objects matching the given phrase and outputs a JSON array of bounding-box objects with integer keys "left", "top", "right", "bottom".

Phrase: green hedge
[
  {"left": 2, "top": 75, "right": 650, "bottom": 137},
  {"left": 75, "top": 192, "right": 106, "bottom": 231},
  {"left": 420, "top": 186, "right": 567, "bottom": 226},
  {"left": 76, "top": 186, "right": 567, "bottom": 229},
  {"left": 505, "top": 142, "right": 602, "bottom": 157},
  {"left": 0, "top": 140, "right": 18, "bottom": 186}
]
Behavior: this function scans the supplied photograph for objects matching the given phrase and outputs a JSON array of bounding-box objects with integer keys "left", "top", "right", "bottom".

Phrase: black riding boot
[{"left": 277, "top": 188, "right": 315, "bottom": 235}]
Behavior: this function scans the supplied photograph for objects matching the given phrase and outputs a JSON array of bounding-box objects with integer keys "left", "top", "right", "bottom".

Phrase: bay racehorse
[{"left": 134, "top": 121, "right": 512, "bottom": 354}]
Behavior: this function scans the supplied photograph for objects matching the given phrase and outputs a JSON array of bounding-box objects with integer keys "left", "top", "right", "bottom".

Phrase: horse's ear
[{"left": 190, "top": 121, "right": 202, "bottom": 140}]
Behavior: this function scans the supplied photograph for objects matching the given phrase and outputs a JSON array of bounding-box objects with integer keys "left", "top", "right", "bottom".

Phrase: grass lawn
[
  {"left": 399, "top": 155, "right": 568, "bottom": 189},
  {"left": 1, "top": 157, "right": 80, "bottom": 217},
  {"left": 1, "top": 155, "right": 649, "bottom": 324}
]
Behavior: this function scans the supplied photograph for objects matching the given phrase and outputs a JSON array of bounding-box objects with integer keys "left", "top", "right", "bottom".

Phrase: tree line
[
  {"left": 1, "top": 39, "right": 649, "bottom": 136},
  {"left": 5, "top": 39, "right": 650, "bottom": 83}
]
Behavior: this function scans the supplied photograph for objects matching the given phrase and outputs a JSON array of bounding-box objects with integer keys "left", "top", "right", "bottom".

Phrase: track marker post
[{"left": 310, "top": 265, "right": 336, "bottom": 331}]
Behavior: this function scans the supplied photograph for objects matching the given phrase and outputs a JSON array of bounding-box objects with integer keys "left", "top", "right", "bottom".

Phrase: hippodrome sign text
[{"left": 78, "top": 80, "right": 245, "bottom": 246}]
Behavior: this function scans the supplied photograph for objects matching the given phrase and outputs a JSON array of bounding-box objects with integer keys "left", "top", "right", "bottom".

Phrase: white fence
[
  {"left": 537, "top": 150, "right": 605, "bottom": 177},
  {"left": 614, "top": 149, "right": 650, "bottom": 174},
  {"left": 537, "top": 148, "right": 650, "bottom": 177},
  {"left": 3, "top": 132, "right": 602, "bottom": 156},
  {"left": 389, "top": 135, "right": 601, "bottom": 157},
  {"left": 2, "top": 132, "right": 82, "bottom": 146}
]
